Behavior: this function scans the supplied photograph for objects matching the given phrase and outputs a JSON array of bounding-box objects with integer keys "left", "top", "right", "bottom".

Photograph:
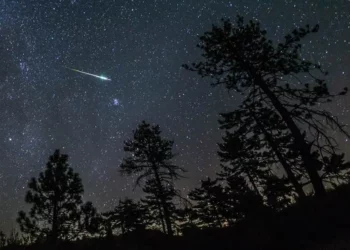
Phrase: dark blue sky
[{"left": 0, "top": 0, "right": 349, "bottom": 232}]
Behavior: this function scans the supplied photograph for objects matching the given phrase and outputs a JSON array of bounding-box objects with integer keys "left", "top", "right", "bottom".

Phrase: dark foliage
[
  {"left": 263, "top": 175, "right": 293, "bottom": 211},
  {"left": 141, "top": 178, "right": 177, "bottom": 233},
  {"left": 5, "top": 184, "right": 350, "bottom": 249},
  {"left": 79, "top": 202, "right": 100, "bottom": 237},
  {"left": 0, "top": 231, "right": 6, "bottom": 248},
  {"left": 188, "top": 178, "right": 226, "bottom": 228},
  {"left": 110, "top": 198, "right": 146, "bottom": 235},
  {"left": 218, "top": 103, "right": 308, "bottom": 200}
]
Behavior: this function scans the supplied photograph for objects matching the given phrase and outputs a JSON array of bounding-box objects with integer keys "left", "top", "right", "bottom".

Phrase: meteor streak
[{"left": 64, "top": 67, "right": 111, "bottom": 81}]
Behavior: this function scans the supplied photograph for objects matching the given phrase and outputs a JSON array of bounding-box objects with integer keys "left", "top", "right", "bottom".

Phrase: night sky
[{"left": 0, "top": 0, "right": 349, "bottom": 232}]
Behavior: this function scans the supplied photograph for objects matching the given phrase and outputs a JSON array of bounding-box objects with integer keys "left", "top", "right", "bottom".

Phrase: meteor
[{"left": 64, "top": 67, "right": 111, "bottom": 81}]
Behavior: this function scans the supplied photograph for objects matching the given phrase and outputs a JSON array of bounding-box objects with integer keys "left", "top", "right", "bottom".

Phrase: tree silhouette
[
  {"left": 114, "top": 198, "right": 145, "bottom": 234},
  {"left": 217, "top": 130, "right": 267, "bottom": 196},
  {"left": 321, "top": 153, "right": 350, "bottom": 186},
  {"left": 104, "top": 198, "right": 145, "bottom": 235},
  {"left": 224, "top": 175, "right": 265, "bottom": 222},
  {"left": 188, "top": 178, "right": 226, "bottom": 228},
  {"left": 17, "top": 149, "right": 84, "bottom": 243},
  {"left": 141, "top": 178, "right": 177, "bottom": 233},
  {"left": 80, "top": 201, "right": 100, "bottom": 238},
  {"left": 175, "top": 206, "right": 197, "bottom": 234},
  {"left": 99, "top": 211, "right": 115, "bottom": 239},
  {"left": 120, "top": 121, "right": 185, "bottom": 235},
  {"left": 5, "top": 229, "right": 28, "bottom": 247},
  {"left": 0, "top": 231, "right": 6, "bottom": 248},
  {"left": 184, "top": 16, "right": 349, "bottom": 197}
]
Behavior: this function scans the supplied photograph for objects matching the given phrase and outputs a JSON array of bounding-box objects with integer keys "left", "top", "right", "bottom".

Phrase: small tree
[
  {"left": 80, "top": 201, "right": 100, "bottom": 238},
  {"left": 0, "top": 230, "right": 6, "bottom": 248},
  {"left": 321, "top": 153, "right": 350, "bottom": 186},
  {"left": 220, "top": 175, "right": 266, "bottom": 224},
  {"left": 6, "top": 230, "right": 26, "bottom": 247},
  {"left": 218, "top": 130, "right": 267, "bottom": 196},
  {"left": 120, "top": 121, "right": 185, "bottom": 235},
  {"left": 175, "top": 206, "right": 197, "bottom": 234},
  {"left": 99, "top": 211, "right": 115, "bottom": 239},
  {"left": 108, "top": 198, "right": 145, "bottom": 235},
  {"left": 17, "top": 149, "right": 84, "bottom": 243},
  {"left": 188, "top": 178, "right": 226, "bottom": 228}
]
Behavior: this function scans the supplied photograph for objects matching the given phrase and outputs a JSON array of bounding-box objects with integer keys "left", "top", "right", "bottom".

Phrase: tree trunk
[
  {"left": 121, "top": 217, "right": 125, "bottom": 234},
  {"left": 153, "top": 168, "right": 174, "bottom": 236},
  {"left": 245, "top": 170, "right": 261, "bottom": 196},
  {"left": 52, "top": 200, "right": 58, "bottom": 244},
  {"left": 212, "top": 204, "right": 223, "bottom": 228},
  {"left": 156, "top": 198, "right": 167, "bottom": 233},
  {"left": 106, "top": 222, "right": 113, "bottom": 239},
  {"left": 251, "top": 113, "right": 307, "bottom": 199},
  {"left": 256, "top": 77, "right": 326, "bottom": 196}
]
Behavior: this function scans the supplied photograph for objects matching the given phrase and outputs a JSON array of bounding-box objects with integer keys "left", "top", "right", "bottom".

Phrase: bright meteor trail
[{"left": 64, "top": 67, "right": 111, "bottom": 81}]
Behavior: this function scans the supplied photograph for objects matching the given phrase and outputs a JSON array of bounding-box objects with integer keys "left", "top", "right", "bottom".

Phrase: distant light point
[{"left": 113, "top": 98, "right": 120, "bottom": 106}]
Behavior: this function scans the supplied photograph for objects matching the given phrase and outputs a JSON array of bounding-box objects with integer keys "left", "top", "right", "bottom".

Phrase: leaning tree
[
  {"left": 184, "top": 16, "right": 349, "bottom": 196},
  {"left": 120, "top": 121, "right": 185, "bottom": 235}
]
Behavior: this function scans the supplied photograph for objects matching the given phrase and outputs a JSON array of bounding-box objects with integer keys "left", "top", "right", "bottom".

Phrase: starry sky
[{"left": 0, "top": 0, "right": 349, "bottom": 233}]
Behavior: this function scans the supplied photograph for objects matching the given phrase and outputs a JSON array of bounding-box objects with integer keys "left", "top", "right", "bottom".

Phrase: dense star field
[{"left": 0, "top": 0, "right": 349, "bottom": 232}]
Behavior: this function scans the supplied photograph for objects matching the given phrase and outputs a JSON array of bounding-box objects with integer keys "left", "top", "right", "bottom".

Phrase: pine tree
[
  {"left": 321, "top": 153, "right": 350, "bottom": 186},
  {"left": 17, "top": 149, "right": 84, "bottom": 243},
  {"left": 108, "top": 198, "right": 146, "bottom": 235},
  {"left": 184, "top": 16, "right": 349, "bottom": 197},
  {"left": 80, "top": 201, "right": 100, "bottom": 238},
  {"left": 99, "top": 211, "right": 115, "bottom": 239},
  {"left": 188, "top": 178, "right": 226, "bottom": 228},
  {"left": 224, "top": 175, "right": 265, "bottom": 221},
  {"left": 174, "top": 205, "right": 196, "bottom": 231},
  {"left": 217, "top": 130, "right": 267, "bottom": 196},
  {"left": 120, "top": 121, "right": 185, "bottom": 235},
  {"left": 6, "top": 230, "right": 26, "bottom": 247},
  {"left": 0, "top": 231, "right": 6, "bottom": 248}
]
